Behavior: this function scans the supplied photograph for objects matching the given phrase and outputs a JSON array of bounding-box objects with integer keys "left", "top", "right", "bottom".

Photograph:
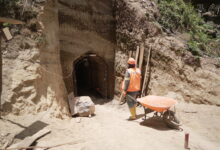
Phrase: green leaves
[
  {"left": 187, "top": 40, "right": 200, "bottom": 56},
  {"left": 0, "top": 0, "right": 19, "bottom": 18},
  {"left": 158, "top": 0, "right": 199, "bottom": 31},
  {"left": 157, "top": 0, "right": 220, "bottom": 57},
  {"left": 3, "top": 22, "right": 11, "bottom": 27}
]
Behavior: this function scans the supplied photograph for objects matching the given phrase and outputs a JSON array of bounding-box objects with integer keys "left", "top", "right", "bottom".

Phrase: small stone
[{"left": 75, "top": 118, "right": 81, "bottom": 123}]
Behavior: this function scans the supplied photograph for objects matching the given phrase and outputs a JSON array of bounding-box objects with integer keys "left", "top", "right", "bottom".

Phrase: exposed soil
[
  {"left": 1, "top": 98, "right": 220, "bottom": 150},
  {"left": 1, "top": 0, "right": 220, "bottom": 149}
]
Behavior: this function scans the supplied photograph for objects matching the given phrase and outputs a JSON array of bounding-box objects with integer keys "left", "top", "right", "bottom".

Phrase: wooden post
[
  {"left": 0, "top": 17, "right": 24, "bottom": 25},
  {"left": 138, "top": 43, "right": 144, "bottom": 70},
  {"left": 0, "top": 31, "right": 2, "bottom": 118},
  {"left": 128, "top": 51, "right": 132, "bottom": 58},
  {"left": 132, "top": 51, "right": 135, "bottom": 58},
  {"left": 141, "top": 46, "right": 152, "bottom": 97},
  {"left": 135, "top": 46, "right": 139, "bottom": 67}
]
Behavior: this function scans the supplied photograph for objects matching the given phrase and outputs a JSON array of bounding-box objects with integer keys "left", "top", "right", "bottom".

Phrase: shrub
[
  {"left": 187, "top": 40, "right": 200, "bottom": 56},
  {"left": 157, "top": 0, "right": 220, "bottom": 57},
  {"left": 0, "top": 0, "right": 19, "bottom": 17}
]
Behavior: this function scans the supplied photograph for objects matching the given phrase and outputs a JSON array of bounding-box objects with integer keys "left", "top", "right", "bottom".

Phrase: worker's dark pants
[{"left": 126, "top": 91, "right": 139, "bottom": 108}]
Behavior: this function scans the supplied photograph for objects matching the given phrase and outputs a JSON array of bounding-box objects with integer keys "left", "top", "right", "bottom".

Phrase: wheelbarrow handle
[{"left": 126, "top": 94, "right": 138, "bottom": 102}]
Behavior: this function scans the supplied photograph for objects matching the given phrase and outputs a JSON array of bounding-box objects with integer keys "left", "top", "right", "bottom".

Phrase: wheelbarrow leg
[{"left": 144, "top": 107, "right": 147, "bottom": 120}]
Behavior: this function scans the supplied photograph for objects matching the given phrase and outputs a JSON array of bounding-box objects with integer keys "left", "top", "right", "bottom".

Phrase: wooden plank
[
  {"left": 0, "top": 17, "right": 24, "bottom": 24},
  {"left": 140, "top": 38, "right": 159, "bottom": 97},
  {"left": 2, "top": 27, "right": 13, "bottom": 40},
  {"left": 141, "top": 46, "right": 152, "bottom": 97},
  {"left": 132, "top": 51, "right": 135, "bottom": 58},
  {"left": 2, "top": 134, "right": 15, "bottom": 149},
  {"left": 0, "top": 34, "right": 2, "bottom": 118},
  {"left": 138, "top": 43, "right": 144, "bottom": 70},
  {"left": 128, "top": 51, "right": 132, "bottom": 58},
  {"left": 8, "top": 128, "right": 51, "bottom": 149},
  {"left": 135, "top": 46, "right": 139, "bottom": 67},
  {"left": 5, "top": 140, "right": 84, "bottom": 150},
  {"left": 132, "top": 51, "right": 136, "bottom": 58},
  {"left": 67, "top": 92, "right": 76, "bottom": 116}
]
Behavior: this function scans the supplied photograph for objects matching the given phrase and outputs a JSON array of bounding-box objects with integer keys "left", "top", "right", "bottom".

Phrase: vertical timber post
[
  {"left": 135, "top": 46, "right": 139, "bottom": 68},
  {"left": 139, "top": 43, "right": 144, "bottom": 70},
  {"left": 129, "top": 51, "right": 132, "bottom": 58},
  {"left": 0, "top": 31, "right": 2, "bottom": 118}
]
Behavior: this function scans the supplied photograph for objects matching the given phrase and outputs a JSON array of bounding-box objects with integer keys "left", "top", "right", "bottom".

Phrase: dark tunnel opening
[{"left": 74, "top": 54, "right": 108, "bottom": 99}]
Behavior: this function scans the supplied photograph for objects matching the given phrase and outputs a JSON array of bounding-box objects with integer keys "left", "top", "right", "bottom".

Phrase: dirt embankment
[
  {"left": 115, "top": 0, "right": 220, "bottom": 105},
  {"left": 1, "top": 0, "right": 69, "bottom": 117},
  {"left": 1, "top": 0, "right": 220, "bottom": 118}
]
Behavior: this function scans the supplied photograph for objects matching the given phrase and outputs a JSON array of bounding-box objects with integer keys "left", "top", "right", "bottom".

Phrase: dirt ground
[{"left": 1, "top": 98, "right": 220, "bottom": 150}]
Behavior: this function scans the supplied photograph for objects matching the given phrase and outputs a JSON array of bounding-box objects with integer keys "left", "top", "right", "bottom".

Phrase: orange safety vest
[{"left": 125, "top": 68, "right": 141, "bottom": 92}]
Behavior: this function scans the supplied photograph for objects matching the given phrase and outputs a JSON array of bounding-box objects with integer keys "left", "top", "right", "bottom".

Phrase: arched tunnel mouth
[
  {"left": 58, "top": 0, "right": 116, "bottom": 102},
  {"left": 73, "top": 54, "right": 108, "bottom": 100}
]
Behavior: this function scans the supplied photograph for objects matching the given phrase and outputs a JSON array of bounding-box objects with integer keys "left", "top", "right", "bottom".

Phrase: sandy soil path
[{"left": 1, "top": 100, "right": 220, "bottom": 150}]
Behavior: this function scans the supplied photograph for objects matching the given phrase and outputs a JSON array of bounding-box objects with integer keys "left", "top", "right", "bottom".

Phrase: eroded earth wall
[
  {"left": 115, "top": 0, "right": 220, "bottom": 105},
  {"left": 1, "top": 0, "right": 220, "bottom": 118},
  {"left": 1, "top": 0, "right": 69, "bottom": 117}
]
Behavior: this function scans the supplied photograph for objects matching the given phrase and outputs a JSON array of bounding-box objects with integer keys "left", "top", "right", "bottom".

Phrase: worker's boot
[{"left": 129, "top": 106, "right": 136, "bottom": 120}]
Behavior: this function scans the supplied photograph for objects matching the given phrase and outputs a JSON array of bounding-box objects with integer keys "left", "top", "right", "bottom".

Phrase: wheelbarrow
[{"left": 132, "top": 95, "right": 181, "bottom": 129}]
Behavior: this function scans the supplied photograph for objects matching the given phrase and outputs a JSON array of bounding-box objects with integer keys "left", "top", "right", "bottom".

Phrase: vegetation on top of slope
[
  {"left": 0, "top": 0, "right": 20, "bottom": 18},
  {"left": 0, "top": 0, "right": 38, "bottom": 23},
  {"left": 157, "top": 0, "right": 220, "bottom": 57},
  {"left": 0, "top": 0, "right": 45, "bottom": 46}
]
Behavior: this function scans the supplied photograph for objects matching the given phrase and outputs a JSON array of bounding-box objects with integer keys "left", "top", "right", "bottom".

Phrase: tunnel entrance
[
  {"left": 58, "top": 0, "right": 115, "bottom": 99},
  {"left": 73, "top": 54, "right": 108, "bottom": 98}
]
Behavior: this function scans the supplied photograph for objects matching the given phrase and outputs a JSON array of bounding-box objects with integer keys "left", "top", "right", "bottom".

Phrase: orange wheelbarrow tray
[
  {"left": 137, "top": 95, "right": 177, "bottom": 113},
  {"left": 136, "top": 95, "right": 181, "bottom": 129}
]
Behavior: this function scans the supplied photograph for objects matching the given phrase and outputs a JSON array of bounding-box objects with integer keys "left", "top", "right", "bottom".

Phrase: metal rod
[{"left": 184, "top": 133, "right": 189, "bottom": 149}]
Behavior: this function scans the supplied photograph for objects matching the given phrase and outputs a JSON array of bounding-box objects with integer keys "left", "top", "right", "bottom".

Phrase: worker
[{"left": 122, "top": 57, "right": 141, "bottom": 120}]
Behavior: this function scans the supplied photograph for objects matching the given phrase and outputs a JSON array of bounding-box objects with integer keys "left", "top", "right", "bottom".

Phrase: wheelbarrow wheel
[{"left": 163, "top": 110, "right": 181, "bottom": 129}]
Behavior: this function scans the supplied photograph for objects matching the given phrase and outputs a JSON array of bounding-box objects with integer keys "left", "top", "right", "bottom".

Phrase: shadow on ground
[
  {"left": 14, "top": 121, "right": 48, "bottom": 139},
  {"left": 139, "top": 116, "right": 172, "bottom": 131},
  {"left": 77, "top": 89, "right": 111, "bottom": 105}
]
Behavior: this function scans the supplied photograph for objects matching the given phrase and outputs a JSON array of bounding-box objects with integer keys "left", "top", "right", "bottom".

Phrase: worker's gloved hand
[
  {"left": 137, "top": 92, "right": 141, "bottom": 98},
  {"left": 122, "top": 91, "right": 127, "bottom": 96}
]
